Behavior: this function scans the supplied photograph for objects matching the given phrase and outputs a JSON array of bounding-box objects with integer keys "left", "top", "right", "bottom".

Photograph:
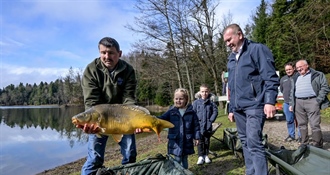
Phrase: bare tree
[
  {"left": 127, "top": 0, "right": 184, "bottom": 89},
  {"left": 185, "top": 0, "right": 226, "bottom": 96}
]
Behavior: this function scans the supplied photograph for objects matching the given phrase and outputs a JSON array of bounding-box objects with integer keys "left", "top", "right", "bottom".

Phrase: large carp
[{"left": 72, "top": 104, "right": 174, "bottom": 142}]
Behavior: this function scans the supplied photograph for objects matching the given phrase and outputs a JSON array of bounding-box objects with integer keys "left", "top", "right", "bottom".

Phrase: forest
[{"left": 0, "top": 0, "right": 329, "bottom": 106}]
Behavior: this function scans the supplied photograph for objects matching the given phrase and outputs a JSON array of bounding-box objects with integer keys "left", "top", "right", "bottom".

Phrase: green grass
[{"left": 187, "top": 110, "right": 247, "bottom": 175}]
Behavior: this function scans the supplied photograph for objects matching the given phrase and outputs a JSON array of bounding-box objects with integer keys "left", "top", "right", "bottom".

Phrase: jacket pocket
[
  {"left": 250, "top": 76, "right": 263, "bottom": 99},
  {"left": 185, "top": 134, "right": 194, "bottom": 148},
  {"left": 186, "top": 134, "right": 192, "bottom": 140}
]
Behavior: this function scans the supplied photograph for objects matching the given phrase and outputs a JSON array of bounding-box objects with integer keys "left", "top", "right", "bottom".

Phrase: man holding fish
[{"left": 75, "top": 37, "right": 142, "bottom": 175}]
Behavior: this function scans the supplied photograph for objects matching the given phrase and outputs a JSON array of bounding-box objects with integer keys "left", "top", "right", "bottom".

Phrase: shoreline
[{"left": 37, "top": 131, "right": 169, "bottom": 175}]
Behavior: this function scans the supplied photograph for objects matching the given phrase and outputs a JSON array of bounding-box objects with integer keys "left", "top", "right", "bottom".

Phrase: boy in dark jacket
[
  {"left": 158, "top": 88, "right": 200, "bottom": 169},
  {"left": 193, "top": 84, "right": 218, "bottom": 164}
]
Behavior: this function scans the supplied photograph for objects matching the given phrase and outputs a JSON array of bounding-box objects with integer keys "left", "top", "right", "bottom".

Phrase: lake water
[{"left": 0, "top": 106, "right": 87, "bottom": 175}]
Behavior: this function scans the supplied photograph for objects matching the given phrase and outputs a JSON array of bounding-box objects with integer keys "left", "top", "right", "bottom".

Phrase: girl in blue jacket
[{"left": 158, "top": 88, "right": 200, "bottom": 169}]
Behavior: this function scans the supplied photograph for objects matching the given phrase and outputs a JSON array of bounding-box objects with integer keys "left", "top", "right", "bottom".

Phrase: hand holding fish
[
  {"left": 77, "top": 123, "right": 144, "bottom": 135},
  {"left": 76, "top": 123, "right": 101, "bottom": 134},
  {"left": 134, "top": 128, "right": 144, "bottom": 134}
]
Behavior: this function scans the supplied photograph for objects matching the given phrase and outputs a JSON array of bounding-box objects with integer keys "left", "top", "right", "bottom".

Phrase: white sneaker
[
  {"left": 204, "top": 155, "right": 211, "bottom": 164},
  {"left": 197, "top": 156, "right": 204, "bottom": 165}
]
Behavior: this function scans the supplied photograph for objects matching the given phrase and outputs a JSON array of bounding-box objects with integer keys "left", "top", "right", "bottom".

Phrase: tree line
[
  {"left": 0, "top": 67, "right": 83, "bottom": 106},
  {"left": 0, "top": 0, "right": 329, "bottom": 106}
]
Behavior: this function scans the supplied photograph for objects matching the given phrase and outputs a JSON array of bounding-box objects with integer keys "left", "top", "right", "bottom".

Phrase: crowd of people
[{"left": 74, "top": 23, "right": 329, "bottom": 175}]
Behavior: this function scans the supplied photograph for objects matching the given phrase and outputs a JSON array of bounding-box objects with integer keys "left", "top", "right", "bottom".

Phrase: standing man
[
  {"left": 193, "top": 84, "right": 218, "bottom": 165},
  {"left": 280, "top": 62, "right": 301, "bottom": 143},
  {"left": 289, "top": 60, "right": 329, "bottom": 148},
  {"left": 223, "top": 24, "right": 279, "bottom": 175},
  {"left": 77, "top": 37, "right": 140, "bottom": 175}
]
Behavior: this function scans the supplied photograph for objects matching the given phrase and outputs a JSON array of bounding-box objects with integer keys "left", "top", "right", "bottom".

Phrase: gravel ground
[{"left": 263, "top": 117, "right": 330, "bottom": 151}]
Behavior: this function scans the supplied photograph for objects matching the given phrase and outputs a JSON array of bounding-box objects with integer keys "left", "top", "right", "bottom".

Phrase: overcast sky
[{"left": 0, "top": 0, "right": 262, "bottom": 88}]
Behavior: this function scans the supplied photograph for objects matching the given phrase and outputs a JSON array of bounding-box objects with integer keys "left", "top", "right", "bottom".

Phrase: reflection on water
[
  {"left": 0, "top": 106, "right": 86, "bottom": 175},
  {"left": 0, "top": 106, "right": 165, "bottom": 175}
]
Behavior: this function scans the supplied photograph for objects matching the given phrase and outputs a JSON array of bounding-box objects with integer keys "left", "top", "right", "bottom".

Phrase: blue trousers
[
  {"left": 234, "top": 109, "right": 268, "bottom": 175},
  {"left": 81, "top": 134, "right": 137, "bottom": 175},
  {"left": 174, "top": 155, "right": 189, "bottom": 169},
  {"left": 283, "top": 103, "right": 300, "bottom": 138}
]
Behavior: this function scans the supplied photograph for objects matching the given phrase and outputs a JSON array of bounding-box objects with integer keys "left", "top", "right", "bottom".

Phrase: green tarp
[
  {"left": 266, "top": 145, "right": 330, "bottom": 175},
  {"left": 96, "top": 154, "right": 194, "bottom": 175},
  {"left": 222, "top": 128, "right": 268, "bottom": 158}
]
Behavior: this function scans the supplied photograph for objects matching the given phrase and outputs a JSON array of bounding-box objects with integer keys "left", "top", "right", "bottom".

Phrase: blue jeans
[
  {"left": 283, "top": 103, "right": 299, "bottom": 138},
  {"left": 234, "top": 109, "right": 268, "bottom": 175},
  {"left": 174, "top": 155, "right": 188, "bottom": 169},
  {"left": 81, "top": 134, "right": 137, "bottom": 175}
]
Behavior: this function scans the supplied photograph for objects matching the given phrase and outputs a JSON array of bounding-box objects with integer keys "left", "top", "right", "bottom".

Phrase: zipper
[{"left": 234, "top": 60, "right": 238, "bottom": 109}]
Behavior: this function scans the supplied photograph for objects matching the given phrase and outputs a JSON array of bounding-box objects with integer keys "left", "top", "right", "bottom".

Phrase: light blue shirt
[
  {"left": 295, "top": 71, "right": 316, "bottom": 98},
  {"left": 179, "top": 108, "right": 186, "bottom": 116}
]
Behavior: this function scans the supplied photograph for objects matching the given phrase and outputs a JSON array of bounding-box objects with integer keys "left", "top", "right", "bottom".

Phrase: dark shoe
[
  {"left": 284, "top": 136, "right": 294, "bottom": 142},
  {"left": 296, "top": 137, "right": 302, "bottom": 144}
]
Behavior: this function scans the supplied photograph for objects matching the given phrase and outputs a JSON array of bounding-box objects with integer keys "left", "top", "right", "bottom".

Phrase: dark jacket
[
  {"left": 290, "top": 68, "right": 330, "bottom": 110},
  {"left": 158, "top": 104, "right": 200, "bottom": 156},
  {"left": 192, "top": 95, "right": 218, "bottom": 136},
  {"left": 227, "top": 39, "right": 279, "bottom": 112},
  {"left": 280, "top": 72, "right": 299, "bottom": 103},
  {"left": 81, "top": 58, "right": 137, "bottom": 109}
]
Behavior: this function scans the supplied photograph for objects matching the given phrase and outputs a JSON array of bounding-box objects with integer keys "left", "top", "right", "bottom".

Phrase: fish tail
[{"left": 152, "top": 119, "right": 174, "bottom": 136}]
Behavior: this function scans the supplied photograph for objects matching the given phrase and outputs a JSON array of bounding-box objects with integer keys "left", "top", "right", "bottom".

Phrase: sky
[{"left": 0, "top": 0, "right": 262, "bottom": 89}]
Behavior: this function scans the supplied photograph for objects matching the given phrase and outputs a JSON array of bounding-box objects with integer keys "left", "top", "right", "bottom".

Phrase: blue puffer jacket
[
  {"left": 227, "top": 39, "right": 279, "bottom": 112},
  {"left": 192, "top": 96, "right": 218, "bottom": 136},
  {"left": 158, "top": 104, "right": 200, "bottom": 156}
]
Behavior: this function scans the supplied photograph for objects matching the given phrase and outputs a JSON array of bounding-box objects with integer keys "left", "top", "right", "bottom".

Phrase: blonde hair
[{"left": 174, "top": 88, "right": 190, "bottom": 107}]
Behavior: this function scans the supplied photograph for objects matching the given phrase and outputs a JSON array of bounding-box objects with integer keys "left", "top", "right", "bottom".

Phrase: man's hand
[
  {"left": 289, "top": 106, "right": 293, "bottom": 111},
  {"left": 194, "top": 140, "right": 199, "bottom": 146},
  {"left": 134, "top": 128, "right": 143, "bottom": 134},
  {"left": 264, "top": 104, "right": 276, "bottom": 119},
  {"left": 76, "top": 123, "right": 100, "bottom": 134},
  {"left": 228, "top": 112, "right": 235, "bottom": 122}
]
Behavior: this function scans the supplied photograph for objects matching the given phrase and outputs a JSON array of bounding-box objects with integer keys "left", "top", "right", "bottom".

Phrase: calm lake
[{"left": 0, "top": 105, "right": 87, "bottom": 175}]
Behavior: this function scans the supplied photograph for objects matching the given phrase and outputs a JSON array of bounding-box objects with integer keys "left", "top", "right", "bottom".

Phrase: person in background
[
  {"left": 223, "top": 23, "right": 279, "bottom": 175},
  {"left": 222, "top": 71, "right": 228, "bottom": 96},
  {"left": 280, "top": 62, "right": 301, "bottom": 143},
  {"left": 193, "top": 84, "right": 218, "bottom": 165},
  {"left": 289, "top": 60, "right": 330, "bottom": 148},
  {"left": 158, "top": 88, "right": 200, "bottom": 169},
  {"left": 77, "top": 37, "right": 142, "bottom": 175}
]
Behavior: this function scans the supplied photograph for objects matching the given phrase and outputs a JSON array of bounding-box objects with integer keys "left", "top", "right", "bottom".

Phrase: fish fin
[
  {"left": 151, "top": 119, "right": 174, "bottom": 141},
  {"left": 111, "top": 134, "right": 123, "bottom": 143},
  {"left": 133, "top": 106, "right": 151, "bottom": 114},
  {"left": 121, "top": 104, "right": 151, "bottom": 115}
]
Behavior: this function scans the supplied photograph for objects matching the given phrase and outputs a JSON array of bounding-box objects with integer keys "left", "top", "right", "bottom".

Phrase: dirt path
[{"left": 37, "top": 118, "right": 330, "bottom": 175}]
